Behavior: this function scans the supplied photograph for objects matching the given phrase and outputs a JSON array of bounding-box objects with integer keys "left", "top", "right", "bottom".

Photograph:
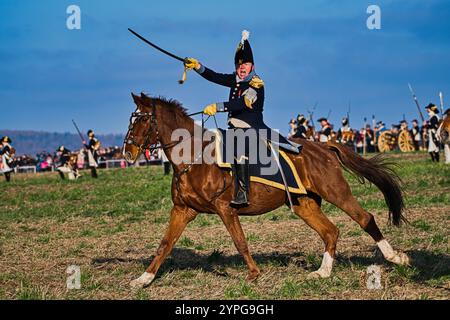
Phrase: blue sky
[{"left": 1, "top": 0, "right": 449, "bottom": 135}]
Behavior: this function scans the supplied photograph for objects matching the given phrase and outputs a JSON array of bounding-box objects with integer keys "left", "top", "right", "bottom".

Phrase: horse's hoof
[
  {"left": 130, "top": 272, "right": 155, "bottom": 289},
  {"left": 387, "top": 251, "right": 410, "bottom": 266},
  {"left": 307, "top": 270, "right": 331, "bottom": 279},
  {"left": 246, "top": 270, "right": 260, "bottom": 282}
]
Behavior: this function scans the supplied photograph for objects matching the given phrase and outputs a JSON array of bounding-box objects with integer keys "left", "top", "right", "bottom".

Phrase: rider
[{"left": 184, "top": 30, "right": 298, "bottom": 206}]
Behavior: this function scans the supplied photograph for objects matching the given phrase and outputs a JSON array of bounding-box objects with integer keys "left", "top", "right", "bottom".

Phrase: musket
[
  {"left": 327, "top": 109, "right": 332, "bottom": 120},
  {"left": 72, "top": 119, "right": 85, "bottom": 143},
  {"left": 372, "top": 115, "right": 376, "bottom": 146},
  {"left": 307, "top": 102, "right": 318, "bottom": 131},
  {"left": 128, "top": 28, "right": 188, "bottom": 84},
  {"left": 439, "top": 92, "right": 444, "bottom": 115},
  {"left": 408, "top": 83, "right": 425, "bottom": 122}
]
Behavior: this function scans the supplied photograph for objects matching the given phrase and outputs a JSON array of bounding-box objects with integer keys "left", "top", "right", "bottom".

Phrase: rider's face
[{"left": 236, "top": 62, "right": 253, "bottom": 80}]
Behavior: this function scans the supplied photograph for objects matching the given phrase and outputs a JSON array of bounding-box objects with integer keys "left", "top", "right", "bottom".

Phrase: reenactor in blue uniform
[
  {"left": 411, "top": 119, "right": 421, "bottom": 151},
  {"left": 293, "top": 114, "right": 308, "bottom": 139},
  {"left": 184, "top": 30, "right": 298, "bottom": 206},
  {"left": 425, "top": 103, "right": 440, "bottom": 162}
]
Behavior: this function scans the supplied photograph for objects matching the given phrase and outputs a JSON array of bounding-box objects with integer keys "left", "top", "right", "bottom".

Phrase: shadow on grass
[
  {"left": 92, "top": 249, "right": 312, "bottom": 278},
  {"left": 92, "top": 248, "right": 449, "bottom": 284}
]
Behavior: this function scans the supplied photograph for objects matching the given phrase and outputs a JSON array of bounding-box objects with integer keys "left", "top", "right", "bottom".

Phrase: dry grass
[{"left": 0, "top": 153, "right": 448, "bottom": 300}]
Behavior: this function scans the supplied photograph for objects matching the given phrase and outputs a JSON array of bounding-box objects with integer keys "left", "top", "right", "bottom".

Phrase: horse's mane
[
  {"left": 137, "top": 93, "right": 192, "bottom": 127},
  {"left": 139, "top": 93, "right": 188, "bottom": 115}
]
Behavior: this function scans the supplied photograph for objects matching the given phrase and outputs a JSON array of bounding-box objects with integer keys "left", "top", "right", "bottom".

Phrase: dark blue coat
[
  {"left": 196, "top": 65, "right": 298, "bottom": 151},
  {"left": 197, "top": 66, "right": 266, "bottom": 129}
]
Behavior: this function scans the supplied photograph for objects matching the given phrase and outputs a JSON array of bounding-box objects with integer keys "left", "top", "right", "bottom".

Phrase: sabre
[
  {"left": 408, "top": 83, "right": 425, "bottom": 122},
  {"left": 128, "top": 28, "right": 189, "bottom": 84}
]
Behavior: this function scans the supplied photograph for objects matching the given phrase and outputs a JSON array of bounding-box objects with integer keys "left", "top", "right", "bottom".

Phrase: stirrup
[{"left": 230, "top": 189, "right": 249, "bottom": 206}]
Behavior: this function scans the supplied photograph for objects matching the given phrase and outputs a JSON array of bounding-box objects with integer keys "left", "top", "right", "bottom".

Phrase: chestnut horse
[{"left": 123, "top": 93, "right": 410, "bottom": 289}]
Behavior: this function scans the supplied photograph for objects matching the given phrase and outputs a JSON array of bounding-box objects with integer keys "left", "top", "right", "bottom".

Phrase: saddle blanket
[{"left": 214, "top": 129, "right": 306, "bottom": 194}]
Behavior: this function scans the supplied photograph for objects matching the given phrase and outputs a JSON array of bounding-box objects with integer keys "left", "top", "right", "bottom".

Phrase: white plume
[{"left": 241, "top": 30, "right": 250, "bottom": 45}]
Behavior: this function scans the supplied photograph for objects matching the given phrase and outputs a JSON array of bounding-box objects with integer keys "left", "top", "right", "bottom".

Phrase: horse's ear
[
  {"left": 140, "top": 92, "right": 153, "bottom": 105},
  {"left": 131, "top": 93, "right": 141, "bottom": 106}
]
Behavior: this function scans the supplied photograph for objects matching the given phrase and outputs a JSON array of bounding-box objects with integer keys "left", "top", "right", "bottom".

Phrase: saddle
[{"left": 214, "top": 129, "right": 306, "bottom": 194}]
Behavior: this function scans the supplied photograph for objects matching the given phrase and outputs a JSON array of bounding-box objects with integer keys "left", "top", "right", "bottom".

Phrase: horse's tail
[{"left": 326, "top": 141, "right": 406, "bottom": 226}]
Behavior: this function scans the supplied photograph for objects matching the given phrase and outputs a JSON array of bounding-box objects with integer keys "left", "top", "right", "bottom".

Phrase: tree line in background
[{"left": 0, "top": 130, "right": 124, "bottom": 156}]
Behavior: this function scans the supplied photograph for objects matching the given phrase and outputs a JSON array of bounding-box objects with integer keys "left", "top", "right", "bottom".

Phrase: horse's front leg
[
  {"left": 130, "top": 205, "right": 197, "bottom": 289},
  {"left": 218, "top": 210, "right": 260, "bottom": 281}
]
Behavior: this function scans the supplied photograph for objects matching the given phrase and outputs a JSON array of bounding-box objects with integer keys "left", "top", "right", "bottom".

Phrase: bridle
[
  {"left": 123, "top": 110, "right": 158, "bottom": 154},
  {"left": 123, "top": 100, "right": 229, "bottom": 202},
  {"left": 124, "top": 101, "right": 216, "bottom": 157},
  {"left": 123, "top": 106, "right": 181, "bottom": 156}
]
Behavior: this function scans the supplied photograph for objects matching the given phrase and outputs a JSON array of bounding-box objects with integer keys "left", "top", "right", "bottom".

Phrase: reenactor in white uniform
[{"left": 0, "top": 136, "right": 15, "bottom": 182}]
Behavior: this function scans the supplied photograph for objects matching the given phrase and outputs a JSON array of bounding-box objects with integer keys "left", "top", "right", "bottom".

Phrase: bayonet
[{"left": 408, "top": 83, "right": 425, "bottom": 122}]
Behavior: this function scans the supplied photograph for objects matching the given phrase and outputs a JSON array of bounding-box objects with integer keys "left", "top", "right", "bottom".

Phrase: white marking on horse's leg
[
  {"left": 377, "top": 239, "right": 410, "bottom": 265},
  {"left": 308, "top": 252, "right": 334, "bottom": 279},
  {"left": 130, "top": 272, "right": 155, "bottom": 289}
]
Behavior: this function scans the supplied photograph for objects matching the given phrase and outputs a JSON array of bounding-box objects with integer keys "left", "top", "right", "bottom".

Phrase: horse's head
[{"left": 123, "top": 93, "right": 158, "bottom": 164}]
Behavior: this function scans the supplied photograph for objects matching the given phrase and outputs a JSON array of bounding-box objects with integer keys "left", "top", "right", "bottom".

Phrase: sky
[{"left": 1, "top": 0, "right": 449, "bottom": 135}]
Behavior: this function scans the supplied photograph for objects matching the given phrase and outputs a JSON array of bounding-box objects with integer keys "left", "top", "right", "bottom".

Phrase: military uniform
[
  {"left": 85, "top": 130, "right": 100, "bottom": 178},
  {"left": 317, "top": 118, "right": 332, "bottom": 142},
  {"left": 0, "top": 136, "right": 14, "bottom": 182},
  {"left": 292, "top": 115, "right": 307, "bottom": 139},
  {"left": 425, "top": 104, "right": 440, "bottom": 162},
  {"left": 411, "top": 120, "right": 421, "bottom": 151},
  {"left": 56, "top": 146, "right": 79, "bottom": 180},
  {"left": 187, "top": 30, "right": 298, "bottom": 206}
]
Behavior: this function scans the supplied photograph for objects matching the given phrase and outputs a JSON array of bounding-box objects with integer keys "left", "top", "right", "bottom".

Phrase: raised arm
[{"left": 184, "top": 58, "right": 235, "bottom": 88}]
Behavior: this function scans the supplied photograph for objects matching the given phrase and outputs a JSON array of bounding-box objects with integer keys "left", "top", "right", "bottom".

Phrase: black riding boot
[
  {"left": 5, "top": 172, "right": 11, "bottom": 182},
  {"left": 91, "top": 167, "right": 98, "bottom": 178},
  {"left": 58, "top": 171, "right": 65, "bottom": 180},
  {"left": 230, "top": 163, "right": 250, "bottom": 206}
]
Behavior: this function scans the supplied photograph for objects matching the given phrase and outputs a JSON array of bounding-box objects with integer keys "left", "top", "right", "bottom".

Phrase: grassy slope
[{"left": 0, "top": 153, "right": 448, "bottom": 299}]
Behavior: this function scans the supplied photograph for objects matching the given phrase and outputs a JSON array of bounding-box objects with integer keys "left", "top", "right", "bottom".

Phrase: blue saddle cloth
[{"left": 214, "top": 129, "right": 306, "bottom": 194}]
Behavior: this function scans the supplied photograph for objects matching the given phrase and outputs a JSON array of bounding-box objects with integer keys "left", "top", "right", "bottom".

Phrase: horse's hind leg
[
  {"left": 130, "top": 205, "right": 197, "bottom": 289},
  {"left": 325, "top": 186, "right": 410, "bottom": 266},
  {"left": 218, "top": 210, "right": 260, "bottom": 281},
  {"left": 293, "top": 194, "right": 339, "bottom": 278}
]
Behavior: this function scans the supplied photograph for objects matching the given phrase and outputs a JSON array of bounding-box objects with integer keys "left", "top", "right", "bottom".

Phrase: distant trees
[{"left": 0, "top": 130, "right": 124, "bottom": 156}]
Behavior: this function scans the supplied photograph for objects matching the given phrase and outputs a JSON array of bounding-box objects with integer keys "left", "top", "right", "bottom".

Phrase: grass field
[{"left": 0, "top": 152, "right": 448, "bottom": 300}]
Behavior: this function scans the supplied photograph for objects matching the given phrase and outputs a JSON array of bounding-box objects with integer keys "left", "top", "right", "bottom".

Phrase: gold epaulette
[{"left": 249, "top": 75, "right": 264, "bottom": 89}]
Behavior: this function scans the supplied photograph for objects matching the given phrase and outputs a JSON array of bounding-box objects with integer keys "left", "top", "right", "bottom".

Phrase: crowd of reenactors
[
  {"left": 287, "top": 103, "right": 449, "bottom": 163},
  {"left": 0, "top": 130, "right": 124, "bottom": 182}
]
